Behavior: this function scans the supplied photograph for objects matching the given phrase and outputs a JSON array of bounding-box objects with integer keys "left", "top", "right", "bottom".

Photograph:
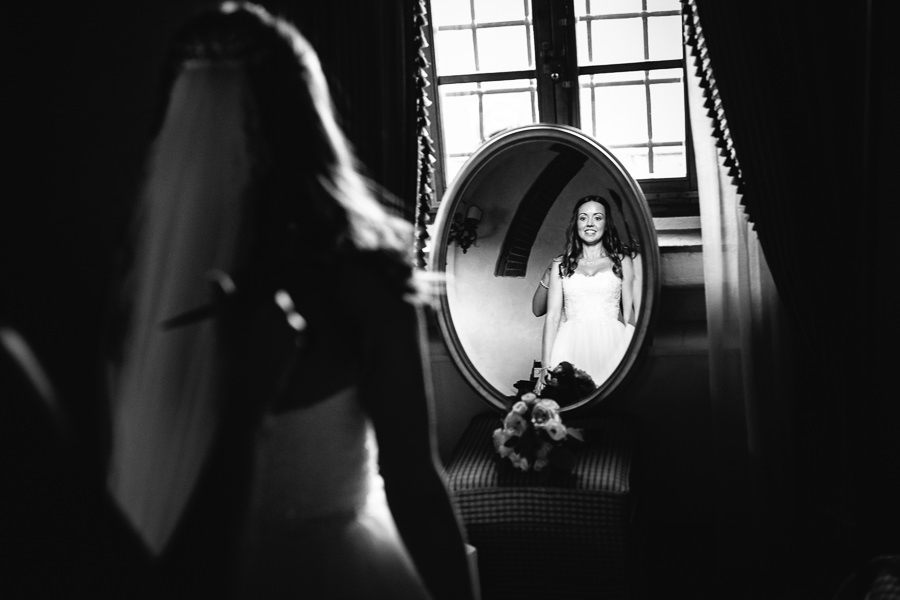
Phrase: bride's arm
[
  {"left": 631, "top": 254, "right": 643, "bottom": 320},
  {"left": 355, "top": 267, "right": 477, "bottom": 600},
  {"left": 621, "top": 255, "right": 635, "bottom": 326},
  {"left": 537, "top": 258, "right": 564, "bottom": 391},
  {"left": 531, "top": 262, "right": 552, "bottom": 317}
]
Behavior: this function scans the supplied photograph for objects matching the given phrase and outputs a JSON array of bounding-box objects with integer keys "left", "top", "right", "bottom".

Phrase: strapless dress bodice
[
  {"left": 240, "top": 387, "right": 432, "bottom": 600},
  {"left": 562, "top": 269, "right": 622, "bottom": 323}
]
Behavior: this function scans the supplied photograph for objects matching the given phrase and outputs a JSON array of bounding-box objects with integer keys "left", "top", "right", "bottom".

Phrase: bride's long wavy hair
[
  {"left": 105, "top": 2, "right": 412, "bottom": 554},
  {"left": 559, "top": 195, "right": 626, "bottom": 279}
]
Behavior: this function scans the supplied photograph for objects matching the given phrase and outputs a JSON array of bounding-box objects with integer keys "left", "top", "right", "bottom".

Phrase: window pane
[
  {"left": 652, "top": 146, "right": 686, "bottom": 178},
  {"left": 473, "top": 0, "right": 527, "bottom": 23},
  {"left": 647, "top": 15, "right": 682, "bottom": 61},
  {"left": 579, "top": 74, "right": 649, "bottom": 143},
  {"left": 437, "top": 80, "right": 539, "bottom": 184},
  {"left": 575, "top": 0, "right": 642, "bottom": 16},
  {"left": 429, "top": 0, "right": 473, "bottom": 27},
  {"left": 433, "top": 29, "right": 475, "bottom": 75},
  {"left": 589, "top": 17, "right": 645, "bottom": 65},
  {"left": 444, "top": 156, "right": 470, "bottom": 187},
  {"left": 646, "top": 0, "right": 681, "bottom": 12},
  {"left": 613, "top": 147, "right": 651, "bottom": 179},
  {"left": 593, "top": 84, "right": 648, "bottom": 145},
  {"left": 476, "top": 26, "right": 533, "bottom": 71},
  {"left": 432, "top": 0, "right": 691, "bottom": 187},
  {"left": 650, "top": 81, "right": 685, "bottom": 143},
  {"left": 482, "top": 88, "right": 537, "bottom": 138},
  {"left": 439, "top": 89, "right": 481, "bottom": 155}
]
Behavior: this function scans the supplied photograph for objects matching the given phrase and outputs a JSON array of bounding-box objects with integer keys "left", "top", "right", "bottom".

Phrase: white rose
[
  {"left": 531, "top": 399, "right": 560, "bottom": 425},
  {"left": 504, "top": 412, "right": 528, "bottom": 436},
  {"left": 493, "top": 428, "right": 515, "bottom": 458},
  {"left": 492, "top": 427, "right": 509, "bottom": 451},
  {"left": 544, "top": 419, "right": 567, "bottom": 441},
  {"left": 509, "top": 452, "right": 530, "bottom": 471},
  {"left": 535, "top": 399, "right": 559, "bottom": 412}
]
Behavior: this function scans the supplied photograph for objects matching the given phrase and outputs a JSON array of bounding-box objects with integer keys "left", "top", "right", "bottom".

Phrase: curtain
[
  {"left": 686, "top": 58, "right": 796, "bottom": 578},
  {"left": 284, "top": 0, "right": 420, "bottom": 222},
  {"left": 413, "top": 0, "right": 437, "bottom": 269},
  {"left": 282, "top": 0, "right": 434, "bottom": 267},
  {"left": 683, "top": 0, "right": 900, "bottom": 583}
]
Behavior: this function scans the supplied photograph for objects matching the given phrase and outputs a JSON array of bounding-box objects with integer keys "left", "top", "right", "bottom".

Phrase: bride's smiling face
[{"left": 576, "top": 201, "right": 606, "bottom": 245}]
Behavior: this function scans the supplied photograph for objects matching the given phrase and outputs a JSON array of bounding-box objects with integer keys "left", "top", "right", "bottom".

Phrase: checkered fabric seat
[{"left": 446, "top": 413, "right": 635, "bottom": 600}]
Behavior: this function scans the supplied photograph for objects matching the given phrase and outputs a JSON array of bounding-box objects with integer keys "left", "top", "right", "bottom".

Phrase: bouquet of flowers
[
  {"left": 492, "top": 392, "right": 584, "bottom": 473},
  {"left": 539, "top": 361, "right": 597, "bottom": 404}
]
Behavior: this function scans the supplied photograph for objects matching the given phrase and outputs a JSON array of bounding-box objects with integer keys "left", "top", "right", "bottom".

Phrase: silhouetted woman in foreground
[{"left": 104, "top": 3, "right": 476, "bottom": 598}]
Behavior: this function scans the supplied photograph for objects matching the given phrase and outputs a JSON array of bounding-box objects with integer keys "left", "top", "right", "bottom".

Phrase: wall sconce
[{"left": 448, "top": 204, "right": 482, "bottom": 253}]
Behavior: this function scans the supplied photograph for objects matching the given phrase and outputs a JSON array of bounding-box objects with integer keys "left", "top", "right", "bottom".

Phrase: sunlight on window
[
  {"left": 432, "top": 29, "right": 476, "bottom": 75},
  {"left": 430, "top": 0, "right": 687, "bottom": 185},
  {"left": 593, "top": 84, "right": 649, "bottom": 145},
  {"left": 590, "top": 18, "right": 645, "bottom": 65},
  {"left": 429, "top": 0, "right": 472, "bottom": 26},
  {"left": 476, "top": 26, "right": 533, "bottom": 71},
  {"left": 573, "top": 0, "right": 686, "bottom": 178},
  {"left": 444, "top": 156, "right": 470, "bottom": 186},
  {"left": 615, "top": 147, "right": 651, "bottom": 178},
  {"left": 473, "top": 0, "right": 527, "bottom": 23},
  {"left": 575, "top": 0, "right": 643, "bottom": 14},
  {"left": 482, "top": 87, "right": 537, "bottom": 138},
  {"left": 648, "top": 15, "right": 683, "bottom": 60},
  {"left": 650, "top": 81, "right": 685, "bottom": 142},
  {"left": 430, "top": 0, "right": 537, "bottom": 186},
  {"left": 440, "top": 88, "right": 482, "bottom": 154},
  {"left": 647, "top": 0, "right": 680, "bottom": 12},
  {"left": 652, "top": 146, "right": 687, "bottom": 177},
  {"left": 438, "top": 79, "right": 538, "bottom": 184}
]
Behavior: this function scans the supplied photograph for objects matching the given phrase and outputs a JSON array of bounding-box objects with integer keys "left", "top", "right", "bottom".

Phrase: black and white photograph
[{"left": 2, "top": 1, "right": 896, "bottom": 599}]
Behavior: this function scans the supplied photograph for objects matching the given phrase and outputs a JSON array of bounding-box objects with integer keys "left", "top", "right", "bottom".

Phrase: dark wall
[{"left": 4, "top": 2, "right": 195, "bottom": 463}]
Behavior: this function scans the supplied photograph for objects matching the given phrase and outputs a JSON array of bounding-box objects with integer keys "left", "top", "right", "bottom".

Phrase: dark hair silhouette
[{"left": 106, "top": 1, "right": 413, "bottom": 554}]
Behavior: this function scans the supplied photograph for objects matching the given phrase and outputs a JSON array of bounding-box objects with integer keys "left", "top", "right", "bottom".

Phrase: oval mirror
[{"left": 430, "top": 124, "right": 660, "bottom": 412}]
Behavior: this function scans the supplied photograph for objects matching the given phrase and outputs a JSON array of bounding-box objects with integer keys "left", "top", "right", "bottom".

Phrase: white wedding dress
[
  {"left": 549, "top": 266, "right": 633, "bottom": 387},
  {"left": 240, "top": 387, "right": 432, "bottom": 599}
]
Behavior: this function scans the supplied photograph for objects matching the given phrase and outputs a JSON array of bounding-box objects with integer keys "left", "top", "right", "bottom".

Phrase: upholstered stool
[{"left": 446, "top": 413, "right": 636, "bottom": 600}]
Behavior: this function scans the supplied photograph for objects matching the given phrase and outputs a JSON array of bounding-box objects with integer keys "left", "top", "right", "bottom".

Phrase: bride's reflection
[
  {"left": 434, "top": 124, "right": 658, "bottom": 412},
  {"left": 534, "top": 196, "right": 637, "bottom": 396}
]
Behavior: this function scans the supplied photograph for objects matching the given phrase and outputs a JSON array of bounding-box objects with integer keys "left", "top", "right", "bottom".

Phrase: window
[{"left": 426, "top": 0, "right": 696, "bottom": 213}]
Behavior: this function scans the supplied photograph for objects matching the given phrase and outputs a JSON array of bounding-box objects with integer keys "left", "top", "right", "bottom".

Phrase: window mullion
[
  {"left": 642, "top": 4, "right": 654, "bottom": 175},
  {"left": 532, "top": 0, "right": 556, "bottom": 123},
  {"left": 531, "top": 0, "right": 579, "bottom": 126}
]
